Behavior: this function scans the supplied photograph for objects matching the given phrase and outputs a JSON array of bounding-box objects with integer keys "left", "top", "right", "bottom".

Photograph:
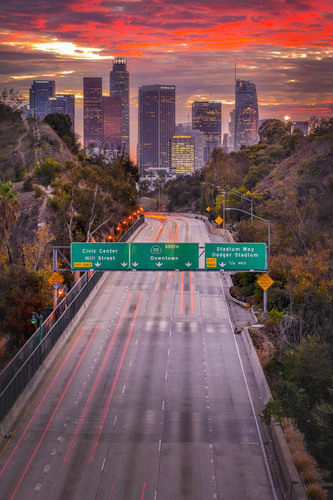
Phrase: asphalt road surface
[{"left": 0, "top": 214, "right": 281, "bottom": 499}]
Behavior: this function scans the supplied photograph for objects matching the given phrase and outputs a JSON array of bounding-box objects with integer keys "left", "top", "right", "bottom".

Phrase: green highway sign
[
  {"left": 205, "top": 243, "right": 266, "bottom": 271},
  {"left": 71, "top": 243, "right": 130, "bottom": 270},
  {"left": 130, "top": 243, "right": 199, "bottom": 270}
]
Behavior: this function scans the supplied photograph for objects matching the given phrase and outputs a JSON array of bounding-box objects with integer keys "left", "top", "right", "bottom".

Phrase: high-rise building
[
  {"left": 234, "top": 79, "right": 259, "bottom": 151},
  {"left": 83, "top": 77, "right": 103, "bottom": 148},
  {"left": 176, "top": 123, "right": 204, "bottom": 170},
  {"left": 138, "top": 84, "right": 175, "bottom": 176},
  {"left": 29, "top": 80, "right": 55, "bottom": 119},
  {"left": 47, "top": 94, "right": 75, "bottom": 131},
  {"left": 170, "top": 136, "right": 196, "bottom": 175},
  {"left": 292, "top": 121, "right": 308, "bottom": 135},
  {"left": 192, "top": 101, "right": 221, "bottom": 164},
  {"left": 102, "top": 96, "right": 122, "bottom": 150},
  {"left": 110, "top": 58, "right": 130, "bottom": 154},
  {"left": 228, "top": 109, "right": 235, "bottom": 149}
]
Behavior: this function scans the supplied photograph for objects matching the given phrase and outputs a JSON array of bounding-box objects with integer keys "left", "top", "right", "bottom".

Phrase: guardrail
[
  {"left": 0, "top": 271, "right": 103, "bottom": 423},
  {"left": 0, "top": 216, "right": 145, "bottom": 424}
]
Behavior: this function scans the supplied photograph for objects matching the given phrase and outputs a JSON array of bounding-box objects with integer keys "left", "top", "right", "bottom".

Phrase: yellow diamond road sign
[
  {"left": 48, "top": 272, "right": 64, "bottom": 285},
  {"left": 206, "top": 206, "right": 211, "bottom": 212},
  {"left": 257, "top": 273, "right": 274, "bottom": 290},
  {"left": 215, "top": 216, "right": 223, "bottom": 225}
]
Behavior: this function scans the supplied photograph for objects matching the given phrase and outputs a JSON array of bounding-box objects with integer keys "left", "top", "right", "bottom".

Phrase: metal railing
[{"left": 0, "top": 271, "right": 103, "bottom": 422}]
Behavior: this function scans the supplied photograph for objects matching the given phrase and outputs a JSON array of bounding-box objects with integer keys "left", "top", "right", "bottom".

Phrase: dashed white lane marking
[
  {"left": 122, "top": 385, "right": 126, "bottom": 394},
  {"left": 162, "top": 400, "right": 165, "bottom": 410},
  {"left": 159, "top": 439, "right": 162, "bottom": 451},
  {"left": 35, "top": 483, "right": 42, "bottom": 491},
  {"left": 101, "top": 458, "right": 106, "bottom": 471},
  {"left": 129, "top": 360, "right": 133, "bottom": 367},
  {"left": 165, "top": 372, "right": 168, "bottom": 381},
  {"left": 43, "top": 464, "right": 51, "bottom": 473},
  {"left": 113, "top": 416, "right": 118, "bottom": 426},
  {"left": 135, "top": 339, "right": 138, "bottom": 345}
]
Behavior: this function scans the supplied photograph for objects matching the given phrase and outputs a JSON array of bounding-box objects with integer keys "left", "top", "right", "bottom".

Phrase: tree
[
  {"left": 35, "top": 158, "right": 63, "bottom": 186},
  {"left": 0, "top": 181, "right": 19, "bottom": 264},
  {"left": 44, "top": 113, "right": 79, "bottom": 154},
  {"left": 258, "top": 119, "right": 288, "bottom": 144},
  {"left": 0, "top": 89, "right": 23, "bottom": 123},
  {"left": 293, "top": 336, "right": 333, "bottom": 403}
]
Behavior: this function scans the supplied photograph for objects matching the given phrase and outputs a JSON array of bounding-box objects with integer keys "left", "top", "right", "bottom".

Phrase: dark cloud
[{"left": 1, "top": 0, "right": 332, "bottom": 155}]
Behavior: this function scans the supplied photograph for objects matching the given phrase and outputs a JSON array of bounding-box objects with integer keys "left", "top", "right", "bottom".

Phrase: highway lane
[{"left": 0, "top": 215, "right": 280, "bottom": 499}]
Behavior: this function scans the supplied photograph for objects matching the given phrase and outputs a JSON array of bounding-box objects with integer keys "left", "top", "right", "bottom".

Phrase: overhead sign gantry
[{"left": 71, "top": 242, "right": 267, "bottom": 272}]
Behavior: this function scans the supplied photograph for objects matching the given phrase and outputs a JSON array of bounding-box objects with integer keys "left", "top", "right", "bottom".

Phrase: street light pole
[
  {"left": 204, "top": 182, "right": 254, "bottom": 225},
  {"left": 225, "top": 207, "right": 271, "bottom": 315},
  {"left": 31, "top": 312, "right": 43, "bottom": 342}
]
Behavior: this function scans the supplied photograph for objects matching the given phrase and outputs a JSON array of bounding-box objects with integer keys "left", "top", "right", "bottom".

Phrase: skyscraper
[
  {"left": 138, "top": 84, "right": 175, "bottom": 176},
  {"left": 29, "top": 80, "right": 55, "bottom": 119},
  {"left": 102, "top": 96, "right": 122, "bottom": 150},
  {"left": 170, "top": 136, "right": 196, "bottom": 175},
  {"left": 47, "top": 94, "right": 75, "bottom": 131},
  {"left": 110, "top": 58, "right": 130, "bottom": 154},
  {"left": 192, "top": 101, "right": 222, "bottom": 164},
  {"left": 234, "top": 79, "right": 259, "bottom": 151},
  {"left": 175, "top": 123, "right": 204, "bottom": 170},
  {"left": 83, "top": 77, "right": 103, "bottom": 148}
]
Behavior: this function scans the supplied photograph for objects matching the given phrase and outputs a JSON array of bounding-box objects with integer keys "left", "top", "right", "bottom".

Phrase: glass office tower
[
  {"left": 29, "top": 80, "right": 55, "bottom": 119},
  {"left": 110, "top": 58, "right": 130, "bottom": 155},
  {"left": 234, "top": 79, "right": 259, "bottom": 151},
  {"left": 138, "top": 84, "right": 175, "bottom": 176},
  {"left": 192, "top": 101, "right": 221, "bottom": 164},
  {"left": 102, "top": 96, "right": 122, "bottom": 150},
  {"left": 170, "top": 136, "right": 196, "bottom": 175},
  {"left": 83, "top": 77, "right": 103, "bottom": 148}
]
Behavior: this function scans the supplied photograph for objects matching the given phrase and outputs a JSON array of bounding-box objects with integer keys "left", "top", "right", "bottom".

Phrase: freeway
[{"left": 0, "top": 214, "right": 281, "bottom": 499}]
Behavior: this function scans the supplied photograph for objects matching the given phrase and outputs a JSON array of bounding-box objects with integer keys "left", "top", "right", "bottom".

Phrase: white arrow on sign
[
  {"left": 121, "top": 262, "right": 128, "bottom": 267},
  {"left": 219, "top": 262, "right": 226, "bottom": 268},
  {"left": 185, "top": 262, "right": 192, "bottom": 267},
  {"left": 94, "top": 262, "right": 101, "bottom": 267},
  {"left": 156, "top": 262, "right": 163, "bottom": 267},
  {"left": 132, "top": 262, "right": 139, "bottom": 267}
]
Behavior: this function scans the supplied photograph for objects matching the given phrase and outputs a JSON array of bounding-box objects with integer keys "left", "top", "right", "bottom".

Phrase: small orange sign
[
  {"left": 48, "top": 272, "right": 64, "bottom": 285},
  {"left": 206, "top": 258, "right": 217, "bottom": 268},
  {"left": 215, "top": 216, "right": 223, "bottom": 225},
  {"left": 257, "top": 273, "right": 274, "bottom": 290}
]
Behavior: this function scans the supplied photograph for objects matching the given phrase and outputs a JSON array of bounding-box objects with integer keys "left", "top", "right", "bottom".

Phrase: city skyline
[{"left": 1, "top": 0, "right": 332, "bottom": 157}]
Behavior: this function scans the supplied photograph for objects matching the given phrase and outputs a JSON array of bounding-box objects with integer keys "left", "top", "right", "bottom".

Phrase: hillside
[
  {"left": 0, "top": 117, "right": 75, "bottom": 183},
  {"left": 0, "top": 109, "right": 139, "bottom": 366}
]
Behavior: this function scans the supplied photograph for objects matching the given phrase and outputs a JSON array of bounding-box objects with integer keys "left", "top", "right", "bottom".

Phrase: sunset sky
[{"left": 1, "top": 0, "right": 332, "bottom": 155}]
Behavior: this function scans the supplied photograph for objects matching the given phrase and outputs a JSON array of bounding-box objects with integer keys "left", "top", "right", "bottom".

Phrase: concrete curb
[{"left": 271, "top": 421, "right": 308, "bottom": 500}]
